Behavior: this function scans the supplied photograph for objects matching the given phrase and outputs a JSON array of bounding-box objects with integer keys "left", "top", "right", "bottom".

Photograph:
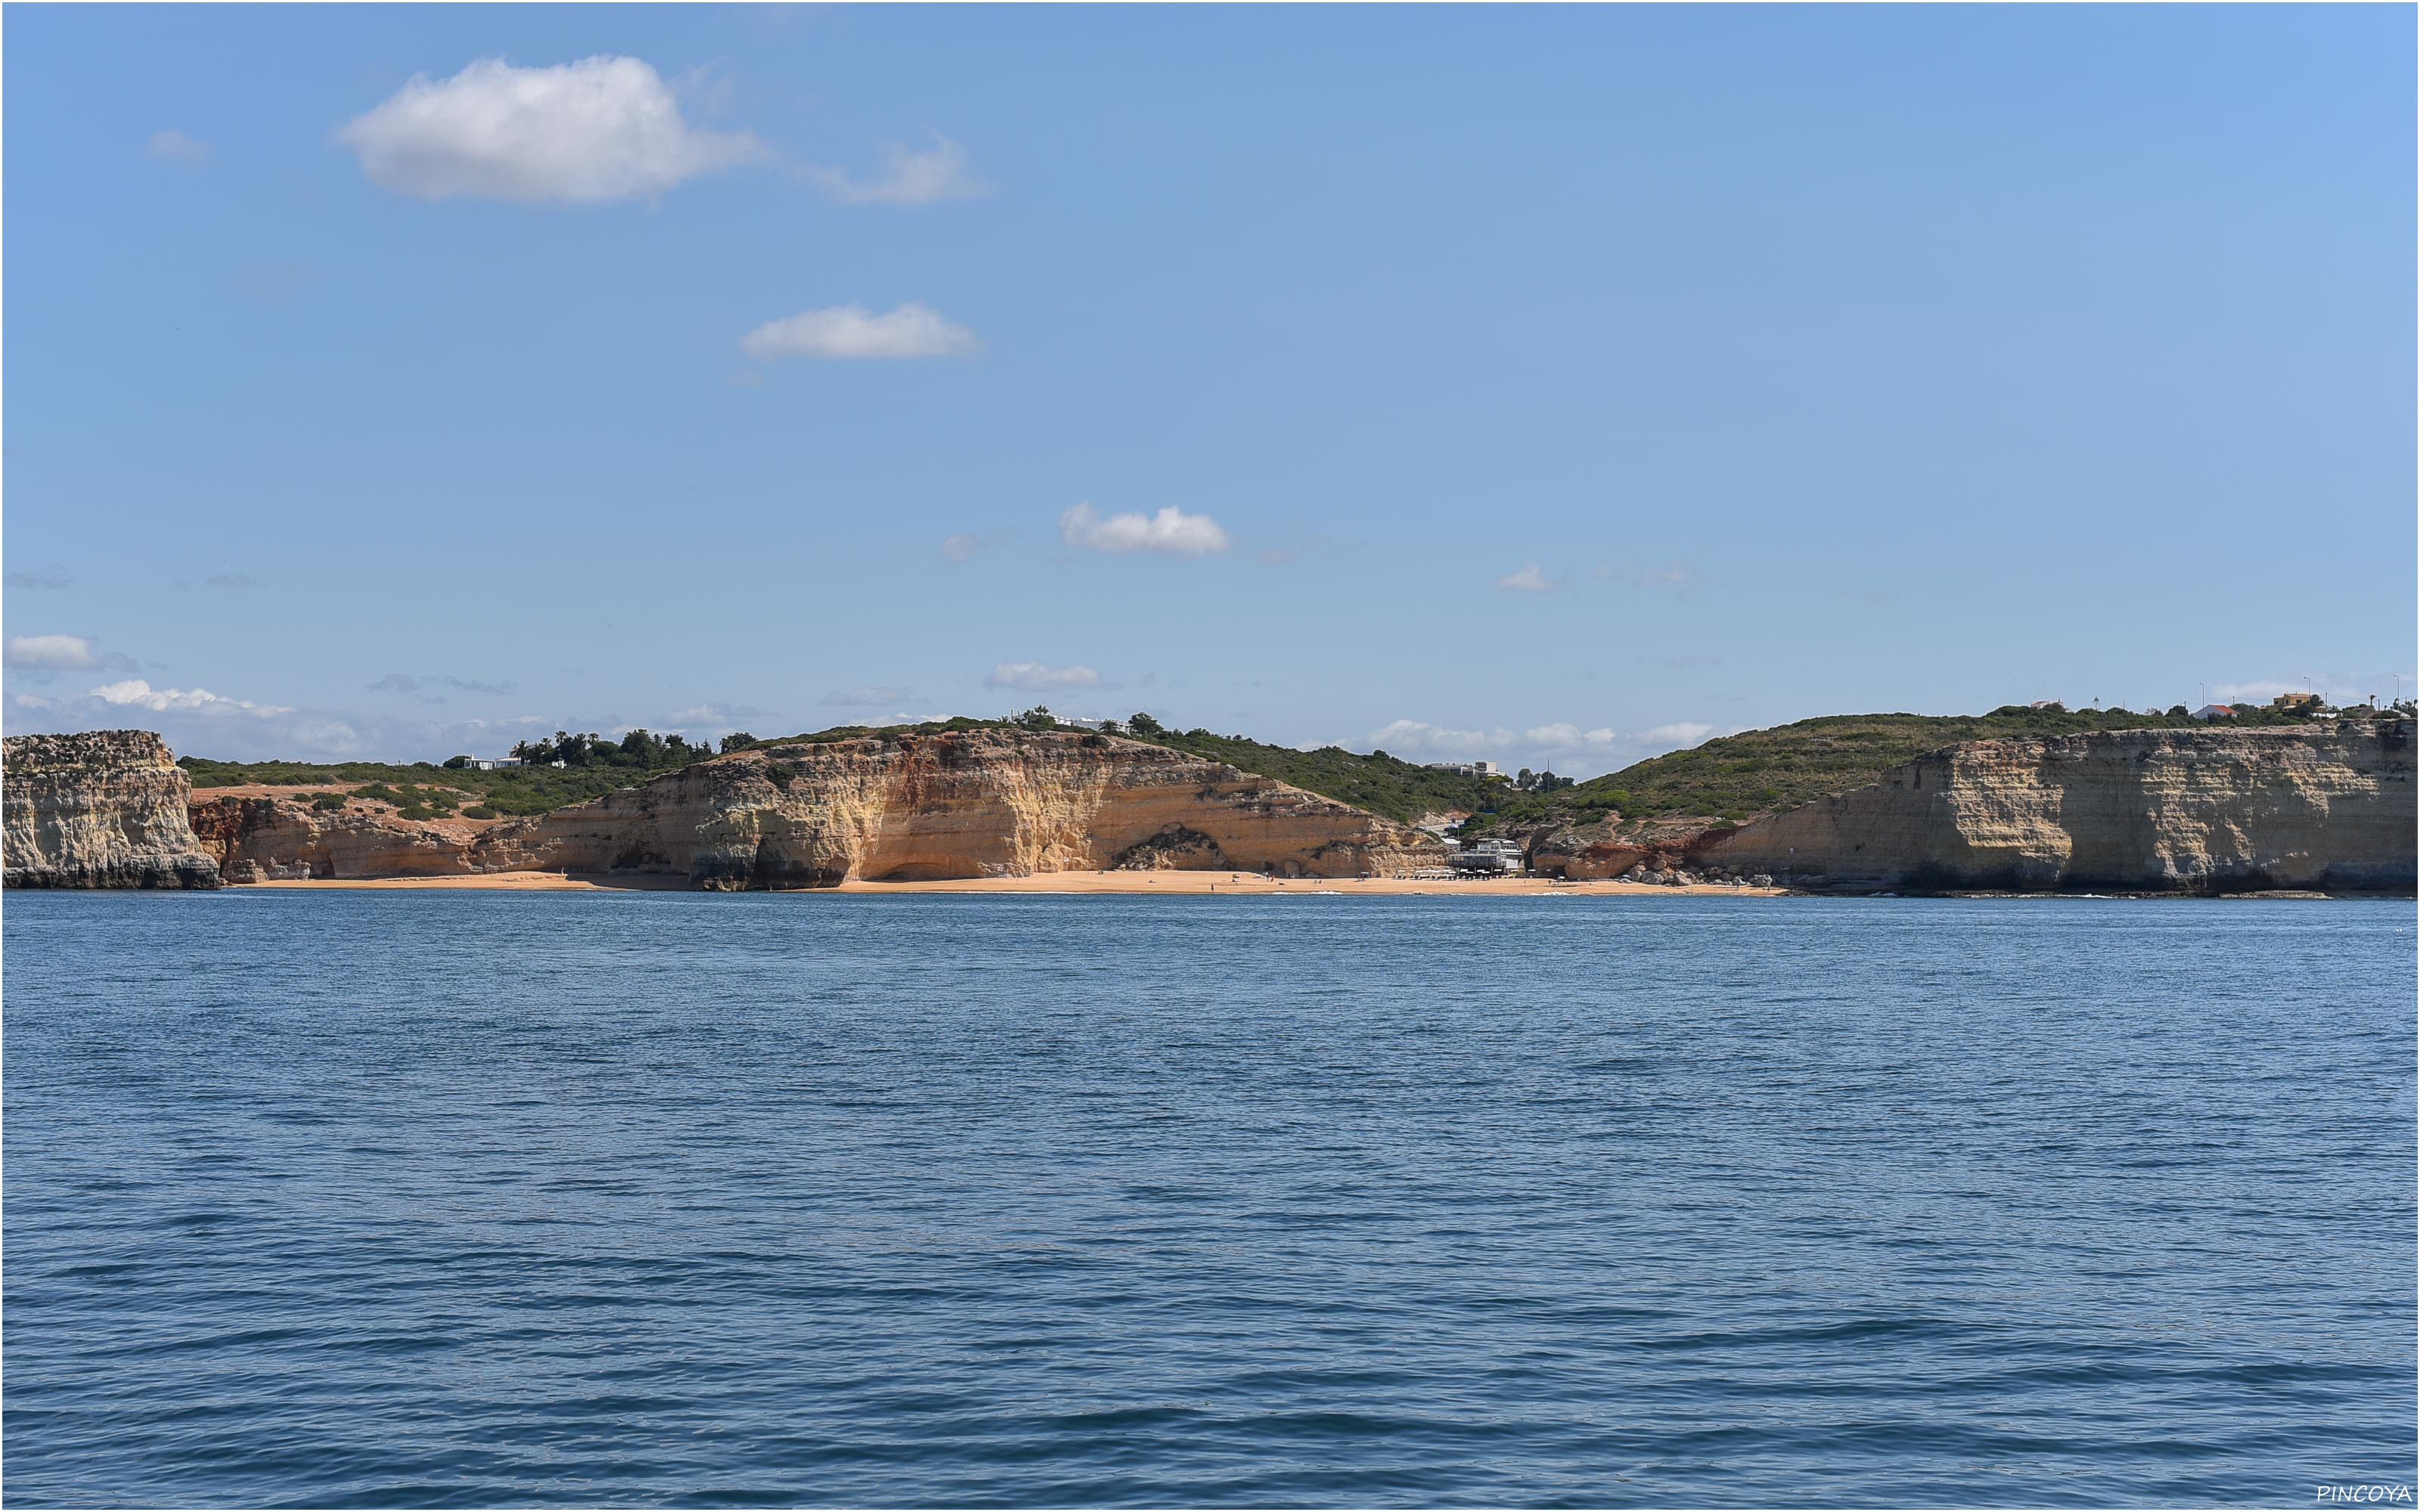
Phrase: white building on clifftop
[{"left": 1425, "top": 760, "right": 1503, "bottom": 778}]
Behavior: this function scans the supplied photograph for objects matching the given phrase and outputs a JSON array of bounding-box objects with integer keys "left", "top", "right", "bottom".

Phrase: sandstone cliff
[
  {"left": 189, "top": 795, "right": 495, "bottom": 882},
  {"left": 3, "top": 730, "right": 222, "bottom": 888},
  {"left": 1581, "top": 723, "right": 2413, "bottom": 894},
  {"left": 473, "top": 729, "right": 1438, "bottom": 887},
  {"left": 195, "top": 729, "right": 1438, "bottom": 887}
]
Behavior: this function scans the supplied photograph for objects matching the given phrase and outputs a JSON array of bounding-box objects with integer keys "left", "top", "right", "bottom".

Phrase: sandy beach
[{"left": 244, "top": 870, "right": 1782, "bottom": 897}]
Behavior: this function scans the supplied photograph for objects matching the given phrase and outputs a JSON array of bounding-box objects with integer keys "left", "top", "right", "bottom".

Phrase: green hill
[
  {"left": 1115, "top": 727, "right": 1497, "bottom": 825},
  {"left": 1467, "top": 705, "right": 2245, "bottom": 834}
]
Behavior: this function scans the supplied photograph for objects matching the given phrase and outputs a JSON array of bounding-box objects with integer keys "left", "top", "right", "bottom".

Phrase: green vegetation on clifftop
[
  {"left": 181, "top": 727, "right": 726, "bottom": 816},
  {"left": 1113, "top": 727, "right": 1497, "bottom": 825},
  {"left": 1468, "top": 706, "right": 2252, "bottom": 833}
]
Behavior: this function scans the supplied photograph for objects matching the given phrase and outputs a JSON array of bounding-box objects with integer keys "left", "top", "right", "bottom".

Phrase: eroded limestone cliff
[
  {"left": 191, "top": 729, "right": 1438, "bottom": 887},
  {"left": 473, "top": 729, "right": 1438, "bottom": 887},
  {"left": 189, "top": 796, "right": 495, "bottom": 882},
  {"left": 1655, "top": 723, "right": 2411, "bottom": 893},
  {"left": 3, "top": 730, "right": 222, "bottom": 888}
]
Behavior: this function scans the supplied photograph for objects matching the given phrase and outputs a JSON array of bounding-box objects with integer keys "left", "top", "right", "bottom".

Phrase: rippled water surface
[{"left": 5, "top": 892, "right": 2414, "bottom": 1506}]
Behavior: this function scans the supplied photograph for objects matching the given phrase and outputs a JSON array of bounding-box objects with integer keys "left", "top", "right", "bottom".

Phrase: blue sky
[{"left": 5, "top": 4, "right": 2412, "bottom": 771}]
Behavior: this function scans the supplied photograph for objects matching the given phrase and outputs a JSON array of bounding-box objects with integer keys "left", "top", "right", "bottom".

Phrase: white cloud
[
  {"left": 1522, "top": 723, "right": 1622, "bottom": 751},
  {"left": 1362, "top": 715, "right": 1719, "bottom": 779},
  {"left": 1059, "top": 501, "right": 1230, "bottom": 556},
  {"left": 822, "top": 686, "right": 922, "bottom": 707},
  {"left": 1367, "top": 719, "right": 1509, "bottom": 758},
  {"left": 741, "top": 302, "right": 979, "bottom": 361},
  {"left": 941, "top": 531, "right": 999, "bottom": 563},
  {"left": 5, "top": 634, "right": 100, "bottom": 671},
  {"left": 146, "top": 129, "right": 210, "bottom": 167},
  {"left": 7, "top": 679, "right": 564, "bottom": 764},
  {"left": 337, "top": 56, "right": 764, "bottom": 203},
  {"left": 986, "top": 662, "right": 1100, "bottom": 692},
  {"left": 1640, "top": 721, "right": 1714, "bottom": 746},
  {"left": 368, "top": 672, "right": 518, "bottom": 703},
  {"left": 668, "top": 702, "right": 769, "bottom": 730},
  {"left": 802, "top": 134, "right": 987, "bottom": 206},
  {"left": 89, "top": 679, "right": 291, "bottom": 717},
  {"left": 1495, "top": 562, "right": 1555, "bottom": 593}
]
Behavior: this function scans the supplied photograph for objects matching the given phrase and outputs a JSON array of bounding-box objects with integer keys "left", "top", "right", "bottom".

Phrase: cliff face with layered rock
[
  {"left": 474, "top": 729, "right": 1439, "bottom": 887},
  {"left": 191, "top": 729, "right": 1438, "bottom": 887},
  {"left": 3, "top": 730, "right": 222, "bottom": 888},
  {"left": 189, "top": 795, "right": 498, "bottom": 882},
  {"left": 1655, "top": 723, "right": 2411, "bottom": 894}
]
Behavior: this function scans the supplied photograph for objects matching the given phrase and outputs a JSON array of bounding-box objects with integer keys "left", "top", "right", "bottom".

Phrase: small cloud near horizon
[
  {"left": 821, "top": 686, "right": 923, "bottom": 708},
  {"left": 741, "top": 302, "right": 978, "bottom": 361},
  {"left": 5, "top": 689, "right": 555, "bottom": 765},
  {"left": 1495, "top": 562, "right": 1555, "bottom": 593},
  {"left": 4, "top": 569, "right": 73, "bottom": 590},
  {"left": 985, "top": 662, "right": 1101, "bottom": 692},
  {"left": 368, "top": 671, "right": 519, "bottom": 705},
  {"left": 90, "top": 678, "right": 290, "bottom": 717},
  {"left": 1362, "top": 715, "right": 1726, "bottom": 776},
  {"left": 1060, "top": 502, "right": 1228, "bottom": 556},
  {"left": 669, "top": 702, "right": 770, "bottom": 728}
]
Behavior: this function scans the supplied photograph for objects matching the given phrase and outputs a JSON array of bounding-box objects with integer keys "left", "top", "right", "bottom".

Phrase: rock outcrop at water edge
[
  {"left": 2, "top": 730, "right": 222, "bottom": 888},
  {"left": 188, "top": 795, "right": 492, "bottom": 882},
  {"left": 1694, "top": 721, "right": 2415, "bottom": 893},
  {"left": 1523, "top": 723, "right": 2415, "bottom": 894}
]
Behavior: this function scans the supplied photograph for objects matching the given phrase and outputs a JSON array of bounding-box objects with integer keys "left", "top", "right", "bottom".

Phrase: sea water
[{"left": 4, "top": 891, "right": 2413, "bottom": 1506}]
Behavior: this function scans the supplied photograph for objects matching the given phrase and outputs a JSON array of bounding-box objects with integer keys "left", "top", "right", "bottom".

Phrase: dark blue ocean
[{"left": 4, "top": 892, "right": 2413, "bottom": 1507}]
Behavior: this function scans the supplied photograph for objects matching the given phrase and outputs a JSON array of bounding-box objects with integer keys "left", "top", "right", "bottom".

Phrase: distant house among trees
[{"left": 2190, "top": 704, "right": 2238, "bottom": 721}]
